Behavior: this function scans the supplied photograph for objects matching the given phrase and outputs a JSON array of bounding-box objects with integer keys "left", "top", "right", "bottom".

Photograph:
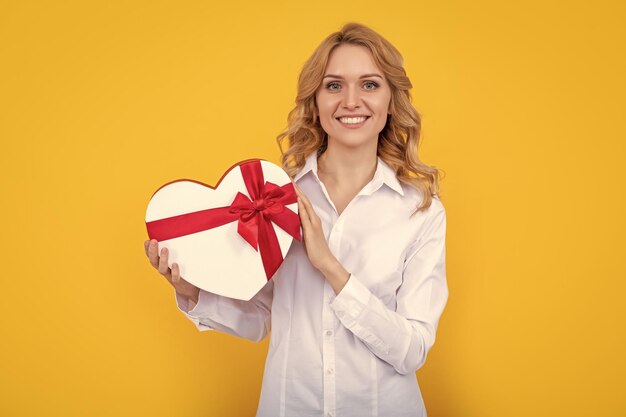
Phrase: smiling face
[{"left": 315, "top": 43, "right": 392, "bottom": 151}]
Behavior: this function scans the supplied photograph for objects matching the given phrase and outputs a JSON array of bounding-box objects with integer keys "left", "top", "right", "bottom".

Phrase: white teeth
[{"left": 338, "top": 116, "right": 368, "bottom": 124}]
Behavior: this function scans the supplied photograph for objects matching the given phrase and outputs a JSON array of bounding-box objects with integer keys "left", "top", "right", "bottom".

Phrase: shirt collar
[
  {"left": 293, "top": 151, "right": 404, "bottom": 196},
  {"left": 292, "top": 151, "right": 319, "bottom": 183}
]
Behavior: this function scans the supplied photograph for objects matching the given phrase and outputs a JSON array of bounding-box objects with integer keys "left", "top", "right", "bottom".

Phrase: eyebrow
[{"left": 322, "top": 73, "right": 383, "bottom": 80}]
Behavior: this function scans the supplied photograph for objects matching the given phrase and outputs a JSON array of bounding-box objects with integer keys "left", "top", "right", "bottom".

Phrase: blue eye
[
  {"left": 363, "top": 81, "right": 379, "bottom": 90},
  {"left": 326, "top": 82, "right": 341, "bottom": 90}
]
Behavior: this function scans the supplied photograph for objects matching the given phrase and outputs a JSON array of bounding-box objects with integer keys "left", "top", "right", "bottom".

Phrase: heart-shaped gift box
[{"left": 145, "top": 159, "right": 301, "bottom": 300}]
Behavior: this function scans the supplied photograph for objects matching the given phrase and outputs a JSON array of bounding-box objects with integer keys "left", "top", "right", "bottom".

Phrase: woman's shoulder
[
  {"left": 398, "top": 183, "right": 446, "bottom": 217},
  {"left": 395, "top": 187, "right": 446, "bottom": 253}
]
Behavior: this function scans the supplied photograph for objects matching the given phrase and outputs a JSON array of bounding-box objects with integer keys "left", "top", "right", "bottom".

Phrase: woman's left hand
[{"left": 294, "top": 184, "right": 335, "bottom": 271}]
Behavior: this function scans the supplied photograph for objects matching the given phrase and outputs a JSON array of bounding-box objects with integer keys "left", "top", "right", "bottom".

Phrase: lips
[{"left": 336, "top": 115, "right": 371, "bottom": 126}]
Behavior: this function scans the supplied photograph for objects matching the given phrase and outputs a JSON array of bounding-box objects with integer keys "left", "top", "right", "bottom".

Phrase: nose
[{"left": 342, "top": 84, "right": 360, "bottom": 109}]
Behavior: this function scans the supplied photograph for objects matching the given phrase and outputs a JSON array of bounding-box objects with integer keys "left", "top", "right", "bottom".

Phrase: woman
[{"left": 144, "top": 22, "right": 448, "bottom": 417}]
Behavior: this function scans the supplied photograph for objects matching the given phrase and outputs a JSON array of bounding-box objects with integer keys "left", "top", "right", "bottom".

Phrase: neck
[{"left": 317, "top": 140, "right": 378, "bottom": 188}]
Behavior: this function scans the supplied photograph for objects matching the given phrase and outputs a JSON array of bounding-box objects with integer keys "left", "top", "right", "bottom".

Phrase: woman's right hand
[{"left": 144, "top": 239, "right": 201, "bottom": 304}]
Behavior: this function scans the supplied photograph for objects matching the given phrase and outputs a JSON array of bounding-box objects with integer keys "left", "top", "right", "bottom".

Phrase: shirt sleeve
[
  {"left": 174, "top": 280, "right": 274, "bottom": 343},
  {"left": 329, "top": 204, "right": 448, "bottom": 375}
]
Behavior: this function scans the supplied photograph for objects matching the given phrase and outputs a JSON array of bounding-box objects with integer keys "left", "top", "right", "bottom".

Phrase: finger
[
  {"left": 297, "top": 188, "right": 312, "bottom": 209},
  {"left": 294, "top": 185, "right": 308, "bottom": 202},
  {"left": 298, "top": 199, "right": 309, "bottom": 250},
  {"left": 171, "top": 262, "right": 180, "bottom": 283},
  {"left": 298, "top": 192, "right": 320, "bottom": 226},
  {"left": 148, "top": 239, "right": 160, "bottom": 268},
  {"left": 158, "top": 247, "right": 172, "bottom": 277},
  {"left": 143, "top": 239, "right": 152, "bottom": 258},
  {"left": 294, "top": 187, "right": 314, "bottom": 221},
  {"left": 295, "top": 186, "right": 308, "bottom": 202},
  {"left": 298, "top": 197, "right": 311, "bottom": 229}
]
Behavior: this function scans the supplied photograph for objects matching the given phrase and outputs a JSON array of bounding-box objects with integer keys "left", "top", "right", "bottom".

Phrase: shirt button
[
  {"left": 325, "top": 330, "right": 333, "bottom": 336},
  {"left": 326, "top": 367, "right": 334, "bottom": 374},
  {"left": 328, "top": 412, "right": 335, "bottom": 417}
]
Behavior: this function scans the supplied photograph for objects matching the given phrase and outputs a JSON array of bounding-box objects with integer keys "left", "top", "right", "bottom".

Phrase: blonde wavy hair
[{"left": 276, "top": 22, "right": 444, "bottom": 213}]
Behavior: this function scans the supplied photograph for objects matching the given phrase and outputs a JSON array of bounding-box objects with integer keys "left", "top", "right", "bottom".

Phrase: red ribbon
[{"left": 146, "top": 160, "right": 301, "bottom": 280}]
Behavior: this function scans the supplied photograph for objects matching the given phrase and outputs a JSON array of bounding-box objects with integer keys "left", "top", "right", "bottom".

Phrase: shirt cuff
[
  {"left": 174, "top": 290, "right": 218, "bottom": 331},
  {"left": 330, "top": 274, "right": 390, "bottom": 355},
  {"left": 330, "top": 273, "right": 372, "bottom": 321}
]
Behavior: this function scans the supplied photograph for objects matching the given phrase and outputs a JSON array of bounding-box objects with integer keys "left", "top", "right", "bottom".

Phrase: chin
[{"left": 327, "top": 134, "right": 378, "bottom": 149}]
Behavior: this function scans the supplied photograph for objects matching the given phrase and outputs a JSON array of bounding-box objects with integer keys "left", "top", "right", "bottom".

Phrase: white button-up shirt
[{"left": 175, "top": 151, "right": 448, "bottom": 417}]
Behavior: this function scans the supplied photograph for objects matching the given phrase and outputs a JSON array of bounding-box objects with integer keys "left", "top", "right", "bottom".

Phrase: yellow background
[{"left": 1, "top": 0, "right": 624, "bottom": 416}]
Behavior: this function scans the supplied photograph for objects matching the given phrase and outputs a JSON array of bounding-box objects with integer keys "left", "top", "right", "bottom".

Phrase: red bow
[{"left": 146, "top": 160, "right": 301, "bottom": 280}]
